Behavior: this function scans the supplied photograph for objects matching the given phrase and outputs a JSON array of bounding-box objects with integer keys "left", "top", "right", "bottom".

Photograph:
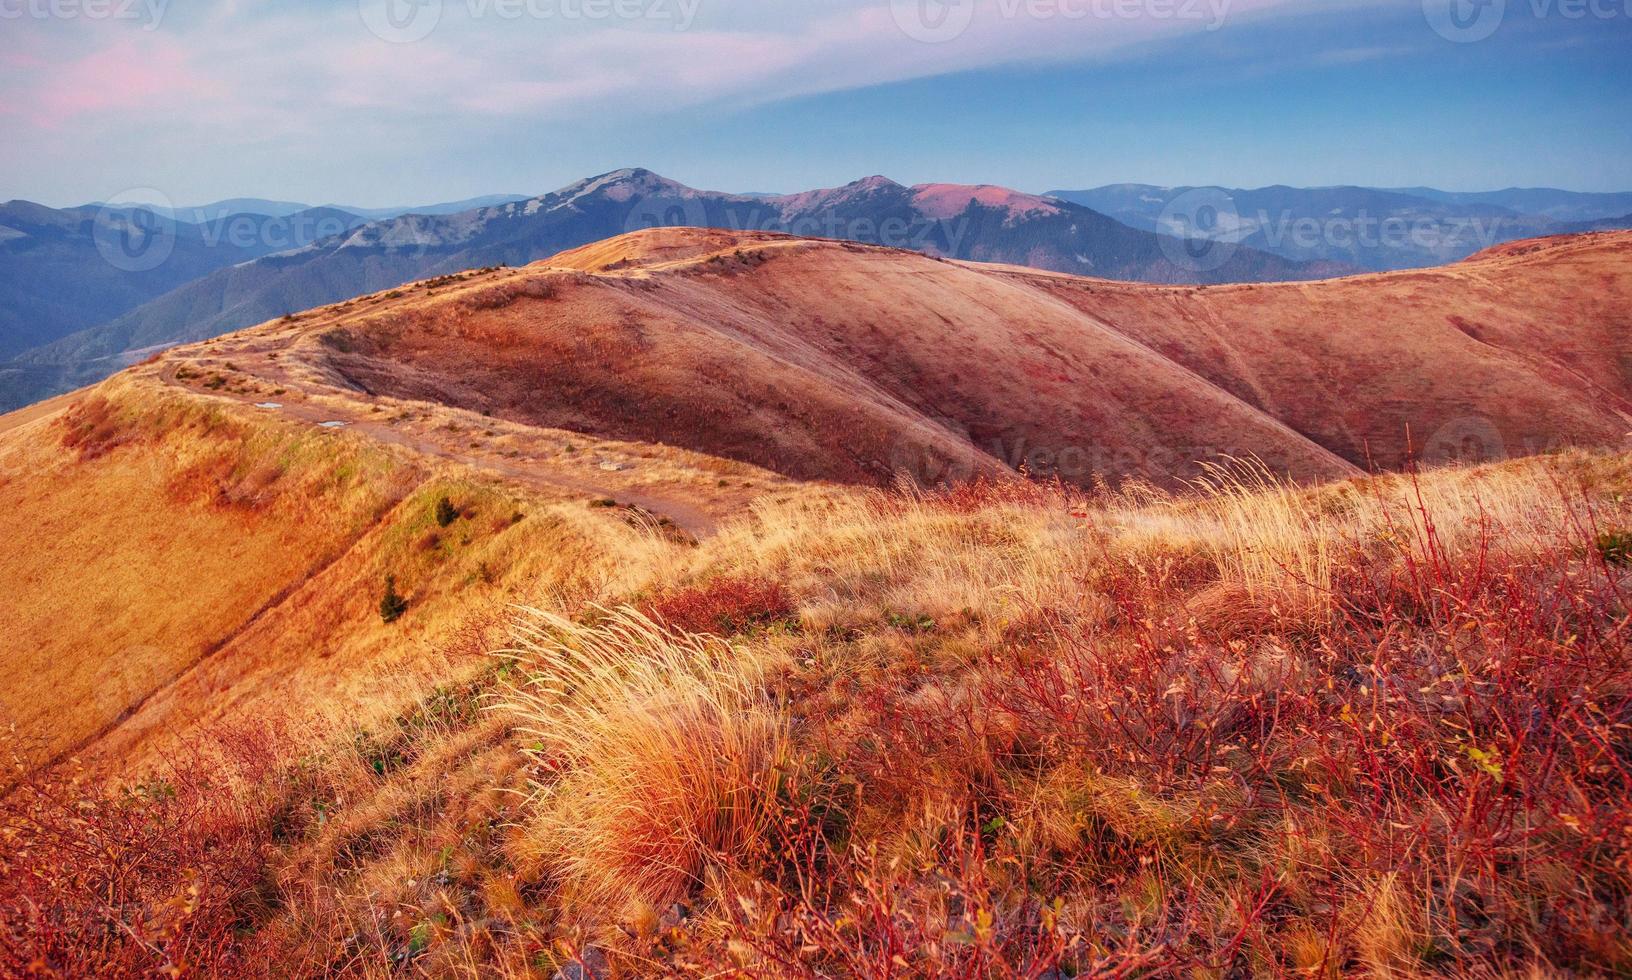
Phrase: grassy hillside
[
  {"left": 0, "top": 375, "right": 759, "bottom": 777},
  {"left": 4, "top": 228, "right": 1631, "bottom": 976},
  {"left": 5, "top": 446, "right": 1630, "bottom": 976}
]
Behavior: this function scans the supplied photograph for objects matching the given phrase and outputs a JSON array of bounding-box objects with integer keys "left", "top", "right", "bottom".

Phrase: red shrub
[
  {"left": 57, "top": 397, "right": 134, "bottom": 461},
  {"left": 982, "top": 485, "right": 1632, "bottom": 971},
  {"left": 643, "top": 576, "right": 796, "bottom": 635},
  {"left": 877, "top": 473, "right": 1078, "bottom": 516},
  {"left": 0, "top": 738, "right": 286, "bottom": 979}
]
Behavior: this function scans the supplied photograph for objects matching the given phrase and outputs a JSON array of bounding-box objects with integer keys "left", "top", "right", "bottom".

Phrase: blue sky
[{"left": 2, "top": 0, "right": 1628, "bottom": 207}]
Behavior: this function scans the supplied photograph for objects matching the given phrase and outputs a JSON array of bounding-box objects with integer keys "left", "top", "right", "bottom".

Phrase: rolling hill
[{"left": 241, "top": 225, "right": 1632, "bottom": 486}]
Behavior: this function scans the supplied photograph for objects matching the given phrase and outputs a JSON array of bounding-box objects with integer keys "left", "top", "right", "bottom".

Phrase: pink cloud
[{"left": 9, "top": 35, "right": 212, "bottom": 127}]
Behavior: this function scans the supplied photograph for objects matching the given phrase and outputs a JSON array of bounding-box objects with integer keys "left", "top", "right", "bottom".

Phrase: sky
[{"left": 2, "top": 0, "right": 1629, "bottom": 207}]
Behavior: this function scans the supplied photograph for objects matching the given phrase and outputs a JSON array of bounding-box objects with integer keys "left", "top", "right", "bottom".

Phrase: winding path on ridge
[{"left": 150, "top": 356, "right": 748, "bottom": 538}]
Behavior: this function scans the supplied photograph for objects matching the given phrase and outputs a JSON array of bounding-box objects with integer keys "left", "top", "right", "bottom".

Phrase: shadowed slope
[
  {"left": 1003, "top": 230, "right": 1632, "bottom": 468},
  {"left": 293, "top": 229, "right": 1355, "bottom": 486}
]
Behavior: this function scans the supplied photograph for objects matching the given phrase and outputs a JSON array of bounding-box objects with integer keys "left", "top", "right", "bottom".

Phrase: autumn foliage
[{"left": 6, "top": 451, "right": 1631, "bottom": 976}]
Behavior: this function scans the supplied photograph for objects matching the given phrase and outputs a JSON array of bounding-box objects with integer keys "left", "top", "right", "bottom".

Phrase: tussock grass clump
[
  {"left": 498, "top": 608, "right": 788, "bottom": 914},
  {"left": 1187, "top": 456, "right": 1340, "bottom": 621}
]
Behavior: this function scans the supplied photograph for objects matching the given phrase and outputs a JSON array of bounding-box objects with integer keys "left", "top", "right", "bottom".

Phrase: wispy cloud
[
  {"left": 2, "top": 0, "right": 1318, "bottom": 141},
  {"left": 5, "top": 0, "right": 1623, "bottom": 203}
]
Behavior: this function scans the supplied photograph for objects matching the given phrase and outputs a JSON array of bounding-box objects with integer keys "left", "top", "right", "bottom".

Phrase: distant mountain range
[
  {"left": 75, "top": 194, "right": 532, "bottom": 222},
  {"left": 1045, "top": 185, "right": 1632, "bottom": 272},
  {"left": 0, "top": 201, "right": 371, "bottom": 359},
  {"left": 0, "top": 169, "right": 1330, "bottom": 410},
  {"left": 1381, "top": 187, "right": 1632, "bottom": 223},
  {"left": 3, "top": 171, "right": 1628, "bottom": 411}
]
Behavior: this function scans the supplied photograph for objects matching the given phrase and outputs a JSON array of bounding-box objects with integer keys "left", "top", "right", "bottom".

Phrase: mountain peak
[
  {"left": 547, "top": 168, "right": 698, "bottom": 206},
  {"left": 909, "top": 182, "right": 1065, "bottom": 221},
  {"left": 766, "top": 175, "right": 906, "bottom": 215}
]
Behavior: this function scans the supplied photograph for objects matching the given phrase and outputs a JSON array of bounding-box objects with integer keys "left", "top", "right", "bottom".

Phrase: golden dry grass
[
  {"left": 6, "top": 380, "right": 1631, "bottom": 975},
  {"left": 0, "top": 377, "right": 706, "bottom": 777},
  {"left": 499, "top": 608, "right": 787, "bottom": 917}
]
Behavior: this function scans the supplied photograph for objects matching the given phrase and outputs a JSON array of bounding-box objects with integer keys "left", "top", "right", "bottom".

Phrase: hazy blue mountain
[
  {"left": 1559, "top": 213, "right": 1632, "bottom": 234},
  {"left": 1386, "top": 188, "right": 1632, "bottom": 224},
  {"left": 333, "top": 194, "right": 532, "bottom": 219},
  {"left": 76, "top": 195, "right": 533, "bottom": 221},
  {"left": 0, "top": 201, "right": 374, "bottom": 360},
  {"left": 1044, "top": 184, "right": 1561, "bottom": 272},
  {"left": 177, "top": 198, "right": 319, "bottom": 219},
  {"left": 0, "top": 201, "right": 254, "bottom": 359},
  {"left": 73, "top": 198, "right": 319, "bottom": 219}
]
